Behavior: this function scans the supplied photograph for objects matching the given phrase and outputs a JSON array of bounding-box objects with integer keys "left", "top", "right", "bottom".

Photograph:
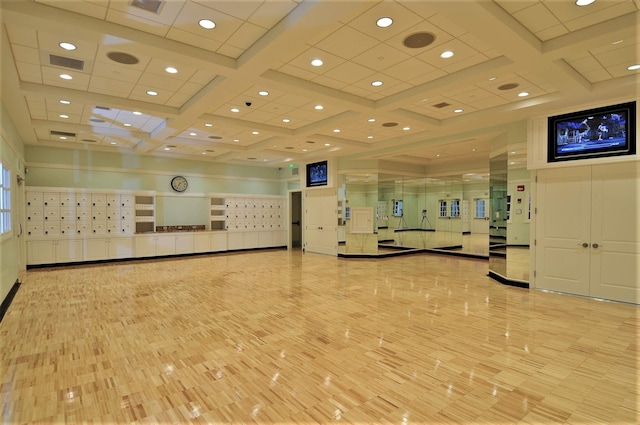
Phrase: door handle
[
  {"left": 578, "top": 242, "right": 588, "bottom": 247},
  {"left": 292, "top": 221, "right": 300, "bottom": 225},
  {"left": 592, "top": 243, "right": 600, "bottom": 248},
  {"left": 318, "top": 226, "right": 323, "bottom": 230}
]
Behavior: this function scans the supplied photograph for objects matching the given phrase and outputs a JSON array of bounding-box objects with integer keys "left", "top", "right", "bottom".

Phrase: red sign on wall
[{"left": 517, "top": 185, "right": 525, "bottom": 191}]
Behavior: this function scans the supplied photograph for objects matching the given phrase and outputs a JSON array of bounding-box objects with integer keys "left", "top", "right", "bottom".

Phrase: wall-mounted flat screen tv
[
  {"left": 306, "top": 160, "right": 328, "bottom": 187},
  {"left": 547, "top": 101, "right": 636, "bottom": 163}
]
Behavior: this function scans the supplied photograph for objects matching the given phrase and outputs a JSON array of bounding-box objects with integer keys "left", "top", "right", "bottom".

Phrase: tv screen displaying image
[
  {"left": 306, "top": 160, "right": 328, "bottom": 187},
  {"left": 548, "top": 101, "right": 636, "bottom": 163}
]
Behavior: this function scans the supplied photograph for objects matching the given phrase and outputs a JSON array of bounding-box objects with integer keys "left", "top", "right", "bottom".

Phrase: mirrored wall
[{"left": 339, "top": 172, "right": 491, "bottom": 258}]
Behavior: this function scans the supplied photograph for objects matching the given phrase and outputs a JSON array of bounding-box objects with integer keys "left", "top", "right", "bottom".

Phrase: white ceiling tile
[
  {"left": 568, "top": 56, "right": 604, "bottom": 73},
  {"left": 128, "top": 85, "right": 175, "bottom": 104},
  {"left": 426, "top": 13, "right": 467, "bottom": 38},
  {"left": 145, "top": 58, "right": 197, "bottom": 80},
  {"left": 407, "top": 68, "right": 447, "bottom": 86},
  {"left": 189, "top": 69, "right": 217, "bottom": 85},
  {"left": 36, "top": 0, "right": 107, "bottom": 19},
  {"left": 216, "top": 44, "right": 244, "bottom": 59},
  {"left": 137, "top": 73, "right": 186, "bottom": 91},
  {"left": 323, "top": 61, "right": 376, "bottom": 85},
  {"left": 346, "top": 1, "right": 423, "bottom": 42},
  {"left": 457, "top": 33, "right": 493, "bottom": 54},
  {"left": 310, "top": 75, "right": 348, "bottom": 90},
  {"left": 248, "top": 0, "right": 298, "bottom": 29},
  {"left": 37, "top": 32, "right": 99, "bottom": 61},
  {"left": 314, "top": 25, "right": 379, "bottom": 60},
  {"left": 384, "top": 57, "right": 437, "bottom": 82},
  {"left": 441, "top": 53, "right": 489, "bottom": 74},
  {"left": 466, "top": 96, "right": 510, "bottom": 110},
  {"left": 225, "top": 21, "right": 268, "bottom": 50},
  {"left": 397, "top": 1, "right": 439, "bottom": 20},
  {"left": 165, "top": 27, "right": 224, "bottom": 53},
  {"left": 105, "top": 8, "right": 170, "bottom": 37},
  {"left": 564, "top": 2, "right": 636, "bottom": 32},
  {"left": 140, "top": 117, "right": 166, "bottom": 133},
  {"left": 607, "top": 63, "right": 639, "bottom": 78},
  {"left": 493, "top": 0, "right": 540, "bottom": 15},
  {"left": 286, "top": 46, "right": 347, "bottom": 75},
  {"left": 513, "top": 3, "right": 561, "bottom": 34},
  {"left": 171, "top": 2, "right": 244, "bottom": 44},
  {"left": 89, "top": 76, "right": 135, "bottom": 96},
  {"left": 11, "top": 45, "right": 41, "bottom": 65},
  {"left": 351, "top": 42, "right": 412, "bottom": 71},
  {"left": 108, "top": 0, "right": 186, "bottom": 26},
  {"left": 91, "top": 61, "right": 142, "bottom": 82},
  {"left": 535, "top": 25, "right": 569, "bottom": 41},
  {"left": 42, "top": 66, "right": 90, "bottom": 90},
  {"left": 5, "top": 25, "right": 38, "bottom": 48},
  {"left": 595, "top": 44, "right": 637, "bottom": 67},
  {"left": 276, "top": 63, "right": 317, "bottom": 80},
  {"left": 544, "top": 0, "right": 631, "bottom": 23}
]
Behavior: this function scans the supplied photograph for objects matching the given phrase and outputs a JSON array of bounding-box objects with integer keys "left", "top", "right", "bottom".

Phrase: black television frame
[
  {"left": 306, "top": 160, "right": 328, "bottom": 188},
  {"left": 547, "top": 101, "right": 636, "bottom": 163}
]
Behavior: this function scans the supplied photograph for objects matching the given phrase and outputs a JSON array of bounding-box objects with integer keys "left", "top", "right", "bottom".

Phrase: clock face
[{"left": 171, "top": 176, "right": 188, "bottom": 192}]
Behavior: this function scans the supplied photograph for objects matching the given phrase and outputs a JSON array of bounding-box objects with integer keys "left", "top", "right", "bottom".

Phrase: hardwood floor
[{"left": 1, "top": 249, "right": 637, "bottom": 424}]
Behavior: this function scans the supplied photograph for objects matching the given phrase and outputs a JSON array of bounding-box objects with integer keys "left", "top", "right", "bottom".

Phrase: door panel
[
  {"left": 535, "top": 166, "right": 592, "bottom": 296},
  {"left": 305, "top": 188, "right": 337, "bottom": 255},
  {"left": 590, "top": 162, "right": 640, "bottom": 303}
]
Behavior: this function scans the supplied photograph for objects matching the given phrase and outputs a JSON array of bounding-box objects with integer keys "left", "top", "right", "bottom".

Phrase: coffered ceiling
[{"left": 1, "top": 0, "right": 638, "bottom": 172}]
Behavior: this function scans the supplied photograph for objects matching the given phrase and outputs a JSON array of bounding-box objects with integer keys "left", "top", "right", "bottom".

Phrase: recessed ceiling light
[
  {"left": 59, "top": 136, "right": 67, "bottom": 140},
  {"left": 263, "top": 159, "right": 268, "bottom": 162},
  {"left": 511, "top": 151, "right": 517, "bottom": 154},
  {"left": 133, "top": 111, "right": 142, "bottom": 115},
  {"left": 367, "top": 135, "right": 374, "bottom": 139},
  {"left": 627, "top": 64, "right": 640, "bottom": 71},
  {"left": 190, "top": 132, "right": 197, "bottom": 136},
  {"left": 440, "top": 50, "right": 454, "bottom": 59},
  {"left": 282, "top": 118, "right": 290, "bottom": 123},
  {"left": 403, "top": 127, "right": 410, "bottom": 131},
  {"left": 302, "top": 149, "right": 308, "bottom": 152},
  {"left": 146, "top": 90, "right": 158, "bottom": 96},
  {"left": 371, "top": 80, "right": 383, "bottom": 87},
  {"left": 124, "top": 123, "right": 132, "bottom": 127},
  {"left": 454, "top": 109, "right": 463, "bottom": 113},
  {"left": 333, "top": 129, "right": 340, "bottom": 133},
  {"left": 368, "top": 118, "right": 376, "bottom": 123},
  {"left": 252, "top": 131, "right": 259, "bottom": 135},
  {"left": 314, "top": 105, "right": 324, "bottom": 110},
  {"left": 311, "top": 59, "right": 323, "bottom": 67},
  {"left": 436, "top": 154, "right": 440, "bottom": 157},
  {"left": 575, "top": 0, "right": 595, "bottom": 6},
  {"left": 489, "top": 76, "right": 496, "bottom": 81},
  {"left": 231, "top": 108, "right": 240, "bottom": 113},
  {"left": 202, "top": 152, "right": 207, "bottom": 155},
  {"left": 258, "top": 91, "right": 269, "bottom": 96},
  {"left": 518, "top": 92, "right": 529, "bottom": 97},
  {"left": 376, "top": 17, "right": 393, "bottom": 28},
  {"left": 165, "top": 67, "right": 178, "bottom": 74},
  {"left": 612, "top": 40, "right": 623, "bottom": 45},
  {"left": 233, "top": 139, "right": 239, "bottom": 142},
  {"left": 59, "top": 42, "right": 76, "bottom": 51},
  {"left": 59, "top": 114, "right": 69, "bottom": 119},
  {"left": 472, "top": 148, "right": 476, "bottom": 152},
  {"left": 325, "top": 143, "right": 331, "bottom": 146},
  {"left": 110, "top": 141, "right": 117, "bottom": 145},
  {"left": 204, "top": 123, "right": 213, "bottom": 127},
  {"left": 199, "top": 19, "right": 216, "bottom": 29},
  {"left": 59, "top": 74, "right": 73, "bottom": 80},
  {"left": 59, "top": 99, "right": 71, "bottom": 104}
]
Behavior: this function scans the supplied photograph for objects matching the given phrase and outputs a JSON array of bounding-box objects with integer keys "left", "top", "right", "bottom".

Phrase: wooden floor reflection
[{"left": 2, "top": 249, "right": 636, "bottom": 424}]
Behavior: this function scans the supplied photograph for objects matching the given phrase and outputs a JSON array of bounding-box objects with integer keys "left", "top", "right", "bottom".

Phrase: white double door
[
  {"left": 535, "top": 161, "right": 639, "bottom": 304},
  {"left": 304, "top": 188, "right": 337, "bottom": 256}
]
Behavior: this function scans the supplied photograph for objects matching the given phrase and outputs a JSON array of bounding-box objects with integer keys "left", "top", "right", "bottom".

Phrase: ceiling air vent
[
  {"left": 49, "top": 54, "right": 85, "bottom": 71},
  {"left": 291, "top": 167, "right": 299, "bottom": 176},
  {"left": 131, "top": 0, "right": 162, "bottom": 13},
  {"left": 50, "top": 130, "right": 76, "bottom": 137},
  {"left": 433, "top": 102, "right": 450, "bottom": 109},
  {"left": 94, "top": 106, "right": 111, "bottom": 111}
]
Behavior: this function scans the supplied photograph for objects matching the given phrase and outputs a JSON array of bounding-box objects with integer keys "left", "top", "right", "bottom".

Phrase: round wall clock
[{"left": 170, "top": 175, "right": 188, "bottom": 192}]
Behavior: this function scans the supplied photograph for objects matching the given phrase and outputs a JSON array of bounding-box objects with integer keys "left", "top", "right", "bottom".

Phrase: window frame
[{"left": 0, "top": 161, "right": 12, "bottom": 239}]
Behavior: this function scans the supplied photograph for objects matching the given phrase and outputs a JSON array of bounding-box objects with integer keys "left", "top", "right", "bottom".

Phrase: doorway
[{"left": 290, "top": 191, "right": 302, "bottom": 248}]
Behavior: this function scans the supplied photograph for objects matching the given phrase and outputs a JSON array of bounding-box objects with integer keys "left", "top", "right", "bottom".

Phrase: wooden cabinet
[{"left": 27, "top": 239, "right": 84, "bottom": 265}]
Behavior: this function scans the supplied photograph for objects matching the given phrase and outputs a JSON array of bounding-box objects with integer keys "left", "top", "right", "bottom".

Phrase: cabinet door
[
  {"left": 156, "top": 235, "right": 176, "bottom": 256},
  {"left": 590, "top": 162, "right": 640, "bottom": 303},
  {"left": 244, "top": 232, "right": 259, "bottom": 249},
  {"left": 211, "top": 233, "right": 227, "bottom": 251},
  {"left": 84, "top": 238, "right": 109, "bottom": 261},
  {"left": 27, "top": 240, "right": 56, "bottom": 265},
  {"left": 228, "top": 232, "right": 243, "bottom": 250},
  {"left": 26, "top": 192, "right": 43, "bottom": 207},
  {"left": 258, "top": 231, "right": 273, "bottom": 248},
  {"left": 194, "top": 233, "right": 210, "bottom": 253},
  {"left": 109, "top": 237, "right": 134, "bottom": 259},
  {"left": 135, "top": 235, "right": 157, "bottom": 257},
  {"left": 56, "top": 239, "right": 84, "bottom": 263},
  {"left": 175, "top": 234, "right": 194, "bottom": 254}
]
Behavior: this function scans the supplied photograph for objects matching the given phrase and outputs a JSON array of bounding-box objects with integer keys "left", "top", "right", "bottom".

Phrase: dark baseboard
[
  {"left": 488, "top": 270, "right": 529, "bottom": 289},
  {"left": 26, "top": 246, "right": 288, "bottom": 269},
  {"left": 0, "top": 279, "right": 21, "bottom": 323}
]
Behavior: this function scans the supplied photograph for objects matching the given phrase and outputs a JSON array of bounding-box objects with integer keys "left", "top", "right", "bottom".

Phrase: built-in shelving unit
[
  {"left": 209, "top": 196, "right": 226, "bottom": 230},
  {"left": 134, "top": 195, "right": 155, "bottom": 233}
]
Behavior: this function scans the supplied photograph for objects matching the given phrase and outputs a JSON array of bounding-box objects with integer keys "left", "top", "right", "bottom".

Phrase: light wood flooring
[{"left": 1, "top": 249, "right": 637, "bottom": 424}]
